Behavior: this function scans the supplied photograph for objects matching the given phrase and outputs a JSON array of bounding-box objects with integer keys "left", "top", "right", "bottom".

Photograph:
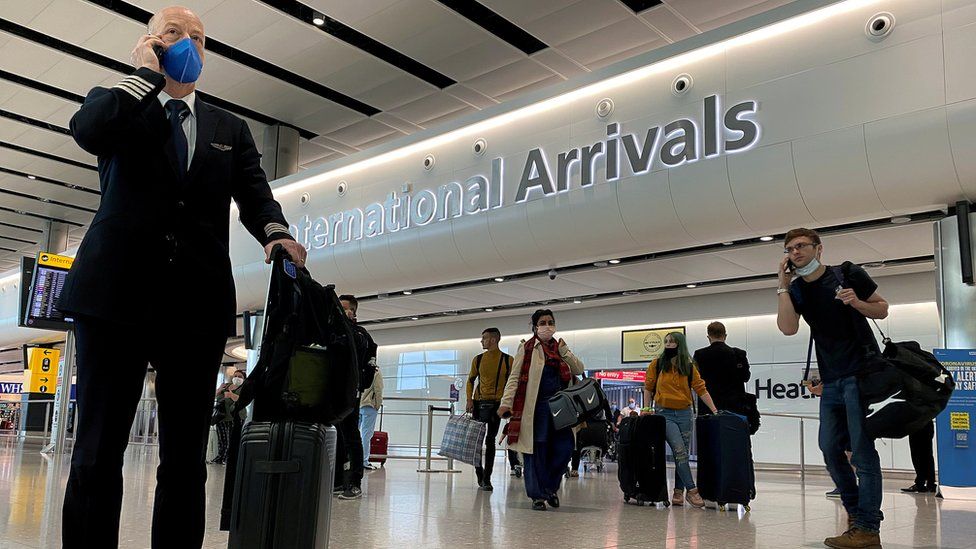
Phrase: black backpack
[
  {"left": 799, "top": 263, "right": 954, "bottom": 439},
  {"left": 234, "top": 247, "right": 360, "bottom": 426}
]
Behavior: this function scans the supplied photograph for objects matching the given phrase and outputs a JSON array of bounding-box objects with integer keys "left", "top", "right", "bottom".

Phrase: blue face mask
[
  {"left": 795, "top": 257, "right": 821, "bottom": 277},
  {"left": 161, "top": 37, "right": 203, "bottom": 83}
]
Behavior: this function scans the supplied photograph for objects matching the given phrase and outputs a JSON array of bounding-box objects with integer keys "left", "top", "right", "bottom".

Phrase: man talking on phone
[
  {"left": 776, "top": 228, "right": 888, "bottom": 549},
  {"left": 58, "top": 6, "right": 306, "bottom": 548}
]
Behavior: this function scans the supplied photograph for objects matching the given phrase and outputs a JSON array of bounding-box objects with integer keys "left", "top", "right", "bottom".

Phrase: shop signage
[
  {"left": 291, "top": 95, "right": 760, "bottom": 250},
  {"left": 593, "top": 370, "right": 647, "bottom": 383}
]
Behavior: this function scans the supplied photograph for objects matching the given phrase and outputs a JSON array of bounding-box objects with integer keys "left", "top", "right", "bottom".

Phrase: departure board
[{"left": 22, "top": 252, "right": 74, "bottom": 332}]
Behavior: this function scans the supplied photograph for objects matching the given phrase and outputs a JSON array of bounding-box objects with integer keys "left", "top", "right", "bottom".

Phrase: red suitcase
[{"left": 369, "top": 431, "right": 389, "bottom": 465}]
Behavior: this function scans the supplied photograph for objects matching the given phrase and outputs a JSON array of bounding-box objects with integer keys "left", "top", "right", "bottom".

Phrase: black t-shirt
[{"left": 789, "top": 262, "right": 880, "bottom": 383}]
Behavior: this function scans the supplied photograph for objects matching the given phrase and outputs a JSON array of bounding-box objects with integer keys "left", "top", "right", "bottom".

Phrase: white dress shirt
[{"left": 158, "top": 89, "right": 197, "bottom": 169}]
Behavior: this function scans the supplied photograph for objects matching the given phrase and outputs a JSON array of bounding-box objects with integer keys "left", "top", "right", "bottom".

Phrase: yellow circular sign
[{"left": 642, "top": 333, "right": 664, "bottom": 354}]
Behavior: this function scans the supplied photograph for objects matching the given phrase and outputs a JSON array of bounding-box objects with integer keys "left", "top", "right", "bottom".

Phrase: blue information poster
[{"left": 934, "top": 349, "right": 976, "bottom": 499}]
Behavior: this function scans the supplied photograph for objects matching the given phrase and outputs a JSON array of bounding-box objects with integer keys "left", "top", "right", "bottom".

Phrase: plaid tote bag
[{"left": 438, "top": 415, "right": 487, "bottom": 467}]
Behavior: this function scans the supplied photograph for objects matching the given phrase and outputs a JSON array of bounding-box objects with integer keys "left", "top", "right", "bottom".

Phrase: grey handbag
[{"left": 547, "top": 378, "right": 610, "bottom": 431}]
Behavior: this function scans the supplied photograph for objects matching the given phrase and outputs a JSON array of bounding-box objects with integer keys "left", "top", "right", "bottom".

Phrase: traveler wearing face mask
[
  {"left": 59, "top": 5, "right": 303, "bottom": 547},
  {"left": 499, "top": 309, "right": 585, "bottom": 511},
  {"left": 211, "top": 369, "right": 247, "bottom": 465},
  {"left": 642, "top": 332, "right": 718, "bottom": 508}
]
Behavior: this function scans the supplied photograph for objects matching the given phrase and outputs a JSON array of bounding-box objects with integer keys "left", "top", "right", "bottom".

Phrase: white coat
[{"left": 499, "top": 339, "right": 585, "bottom": 455}]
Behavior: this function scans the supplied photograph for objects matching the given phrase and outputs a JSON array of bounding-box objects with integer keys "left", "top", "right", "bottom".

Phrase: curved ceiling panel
[
  {"left": 865, "top": 107, "right": 967, "bottom": 214},
  {"left": 616, "top": 170, "right": 697, "bottom": 252},
  {"left": 727, "top": 141, "right": 816, "bottom": 234},
  {"left": 792, "top": 125, "right": 890, "bottom": 225},
  {"left": 946, "top": 99, "right": 976, "bottom": 202},
  {"left": 669, "top": 156, "right": 751, "bottom": 243}
]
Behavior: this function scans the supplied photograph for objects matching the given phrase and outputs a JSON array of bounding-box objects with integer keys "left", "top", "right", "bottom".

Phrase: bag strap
[
  {"left": 870, "top": 319, "right": 891, "bottom": 344},
  {"left": 492, "top": 353, "right": 506, "bottom": 397},
  {"left": 802, "top": 334, "right": 814, "bottom": 382}
]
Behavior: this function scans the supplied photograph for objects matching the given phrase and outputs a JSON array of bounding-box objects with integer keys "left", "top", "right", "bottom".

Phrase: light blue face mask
[
  {"left": 795, "top": 257, "right": 821, "bottom": 277},
  {"left": 161, "top": 37, "right": 203, "bottom": 83}
]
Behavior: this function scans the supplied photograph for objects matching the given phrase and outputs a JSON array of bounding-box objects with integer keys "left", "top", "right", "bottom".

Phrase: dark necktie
[{"left": 165, "top": 99, "right": 190, "bottom": 179}]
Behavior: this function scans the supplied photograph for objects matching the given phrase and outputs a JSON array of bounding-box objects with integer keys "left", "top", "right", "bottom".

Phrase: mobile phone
[
  {"left": 786, "top": 259, "right": 796, "bottom": 273},
  {"left": 153, "top": 44, "right": 165, "bottom": 63}
]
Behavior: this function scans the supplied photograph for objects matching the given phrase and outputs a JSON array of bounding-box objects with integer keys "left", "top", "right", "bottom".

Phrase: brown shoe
[
  {"left": 686, "top": 488, "right": 705, "bottom": 508},
  {"left": 671, "top": 489, "right": 684, "bottom": 506},
  {"left": 824, "top": 527, "right": 882, "bottom": 549}
]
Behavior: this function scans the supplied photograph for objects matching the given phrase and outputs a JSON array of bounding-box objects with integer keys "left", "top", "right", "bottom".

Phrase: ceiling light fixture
[
  {"left": 890, "top": 216, "right": 911, "bottom": 224},
  {"left": 722, "top": 241, "right": 734, "bottom": 246},
  {"left": 573, "top": 298, "right": 582, "bottom": 304},
  {"left": 484, "top": 308, "right": 493, "bottom": 312},
  {"left": 759, "top": 236, "right": 774, "bottom": 242},
  {"left": 494, "top": 277, "right": 505, "bottom": 282},
  {"left": 402, "top": 290, "right": 412, "bottom": 295},
  {"left": 27, "top": 175, "right": 36, "bottom": 180},
  {"left": 686, "top": 284, "right": 698, "bottom": 288},
  {"left": 312, "top": 13, "right": 325, "bottom": 26},
  {"left": 593, "top": 261, "right": 609, "bottom": 267},
  {"left": 609, "top": 259, "right": 621, "bottom": 264},
  {"left": 622, "top": 290, "right": 640, "bottom": 296},
  {"left": 410, "top": 316, "right": 419, "bottom": 321}
]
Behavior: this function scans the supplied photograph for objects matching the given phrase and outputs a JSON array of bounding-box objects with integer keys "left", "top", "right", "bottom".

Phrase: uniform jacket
[
  {"left": 499, "top": 339, "right": 585, "bottom": 455},
  {"left": 61, "top": 68, "right": 293, "bottom": 335}
]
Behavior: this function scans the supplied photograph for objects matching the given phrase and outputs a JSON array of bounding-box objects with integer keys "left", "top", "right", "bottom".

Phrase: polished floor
[{"left": 0, "top": 439, "right": 973, "bottom": 549}]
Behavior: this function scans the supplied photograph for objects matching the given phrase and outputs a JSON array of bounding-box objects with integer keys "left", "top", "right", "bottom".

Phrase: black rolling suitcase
[
  {"left": 695, "top": 413, "right": 755, "bottom": 509},
  {"left": 228, "top": 421, "right": 336, "bottom": 548},
  {"left": 616, "top": 414, "right": 669, "bottom": 506}
]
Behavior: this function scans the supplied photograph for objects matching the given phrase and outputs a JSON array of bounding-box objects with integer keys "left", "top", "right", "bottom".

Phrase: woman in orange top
[{"left": 642, "top": 332, "right": 718, "bottom": 508}]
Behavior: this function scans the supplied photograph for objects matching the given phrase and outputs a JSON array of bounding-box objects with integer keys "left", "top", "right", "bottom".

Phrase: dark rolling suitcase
[
  {"left": 616, "top": 414, "right": 669, "bottom": 506},
  {"left": 228, "top": 421, "right": 337, "bottom": 549},
  {"left": 695, "top": 413, "right": 755, "bottom": 509}
]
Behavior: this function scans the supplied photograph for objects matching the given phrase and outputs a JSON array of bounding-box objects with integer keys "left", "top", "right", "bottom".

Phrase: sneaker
[
  {"left": 481, "top": 481, "right": 494, "bottom": 492},
  {"left": 901, "top": 483, "right": 925, "bottom": 493},
  {"left": 532, "top": 499, "right": 547, "bottom": 511},
  {"left": 568, "top": 470, "right": 579, "bottom": 478},
  {"left": 363, "top": 463, "right": 376, "bottom": 470},
  {"left": 546, "top": 495, "right": 560, "bottom": 508},
  {"left": 671, "top": 489, "right": 685, "bottom": 506},
  {"left": 826, "top": 488, "right": 842, "bottom": 499},
  {"left": 338, "top": 486, "right": 363, "bottom": 500},
  {"left": 823, "top": 527, "right": 882, "bottom": 549},
  {"left": 686, "top": 488, "right": 705, "bottom": 508},
  {"left": 513, "top": 465, "right": 523, "bottom": 478}
]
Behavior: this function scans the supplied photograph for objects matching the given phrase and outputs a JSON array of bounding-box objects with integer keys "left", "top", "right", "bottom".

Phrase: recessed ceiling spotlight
[
  {"left": 609, "top": 259, "right": 621, "bottom": 264},
  {"left": 759, "top": 236, "right": 774, "bottom": 242},
  {"left": 312, "top": 13, "right": 325, "bottom": 26},
  {"left": 410, "top": 316, "right": 419, "bottom": 321},
  {"left": 862, "top": 261, "right": 885, "bottom": 269},
  {"left": 402, "top": 290, "right": 412, "bottom": 295},
  {"left": 593, "top": 261, "right": 609, "bottom": 268},
  {"left": 722, "top": 241, "right": 734, "bottom": 246},
  {"left": 686, "top": 284, "right": 698, "bottom": 288},
  {"left": 27, "top": 175, "right": 36, "bottom": 180},
  {"left": 622, "top": 290, "right": 640, "bottom": 296},
  {"left": 484, "top": 308, "right": 493, "bottom": 312},
  {"left": 891, "top": 216, "right": 911, "bottom": 224},
  {"left": 573, "top": 298, "right": 582, "bottom": 304},
  {"left": 493, "top": 277, "right": 505, "bottom": 282}
]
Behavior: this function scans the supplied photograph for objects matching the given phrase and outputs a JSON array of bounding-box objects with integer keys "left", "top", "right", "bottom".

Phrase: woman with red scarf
[{"left": 498, "top": 309, "right": 585, "bottom": 511}]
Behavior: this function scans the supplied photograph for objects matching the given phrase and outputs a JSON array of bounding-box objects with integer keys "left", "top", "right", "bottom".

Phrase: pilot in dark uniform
[{"left": 57, "top": 6, "right": 307, "bottom": 548}]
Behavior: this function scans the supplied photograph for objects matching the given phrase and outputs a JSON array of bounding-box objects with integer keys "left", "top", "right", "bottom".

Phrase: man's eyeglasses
[{"left": 784, "top": 242, "right": 816, "bottom": 254}]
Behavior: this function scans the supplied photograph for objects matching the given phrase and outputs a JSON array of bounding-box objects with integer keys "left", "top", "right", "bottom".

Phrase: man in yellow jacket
[{"left": 466, "top": 328, "right": 522, "bottom": 491}]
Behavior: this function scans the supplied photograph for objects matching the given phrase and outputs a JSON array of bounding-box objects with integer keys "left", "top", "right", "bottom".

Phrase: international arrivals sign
[{"left": 290, "top": 95, "right": 760, "bottom": 249}]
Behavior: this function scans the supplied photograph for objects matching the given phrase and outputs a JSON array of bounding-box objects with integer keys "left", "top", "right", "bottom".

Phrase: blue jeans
[
  {"left": 819, "top": 376, "right": 883, "bottom": 533},
  {"left": 656, "top": 407, "right": 695, "bottom": 491},
  {"left": 359, "top": 406, "right": 378, "bottom": 466}
]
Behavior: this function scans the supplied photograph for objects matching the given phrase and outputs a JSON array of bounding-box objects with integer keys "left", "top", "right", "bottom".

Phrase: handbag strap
[
  {"left": 870, "top": 319, "right": 891, "bottom": 344},
  {"left": 802, "top": 334, "right": 814, "bottom": 382}
]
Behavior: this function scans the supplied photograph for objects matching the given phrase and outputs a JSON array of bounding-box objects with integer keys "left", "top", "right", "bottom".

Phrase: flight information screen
[{"left": 23, "top": 252, "right": 74, "bottom": 332}]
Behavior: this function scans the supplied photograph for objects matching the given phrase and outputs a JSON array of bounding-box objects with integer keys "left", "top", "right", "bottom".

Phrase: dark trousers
[
  {"left": 909, "top": 420, "right": 936, "bottom": 485},
  {"left": 334, "top": 406, "right": 364, "bottom": 489},
  {"left": 214, "top": 421, "right": 232, "bottom": 463},
  {"left": 63, "top": 315, "right": 226, "bottom": 548},
  {"left": 475, "top": 405, "right": 522, "bottom": 480},
  {"left": 524, "top": 430, "right": 574, "bottom": 500}
]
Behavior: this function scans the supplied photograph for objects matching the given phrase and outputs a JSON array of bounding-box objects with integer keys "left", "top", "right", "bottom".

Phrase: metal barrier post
[
  {"left": 799, "top": 418, "right": 805, "bottom": 483},
  {"left": 417, "top": 405, "right": 461, "bottom": 474}
]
